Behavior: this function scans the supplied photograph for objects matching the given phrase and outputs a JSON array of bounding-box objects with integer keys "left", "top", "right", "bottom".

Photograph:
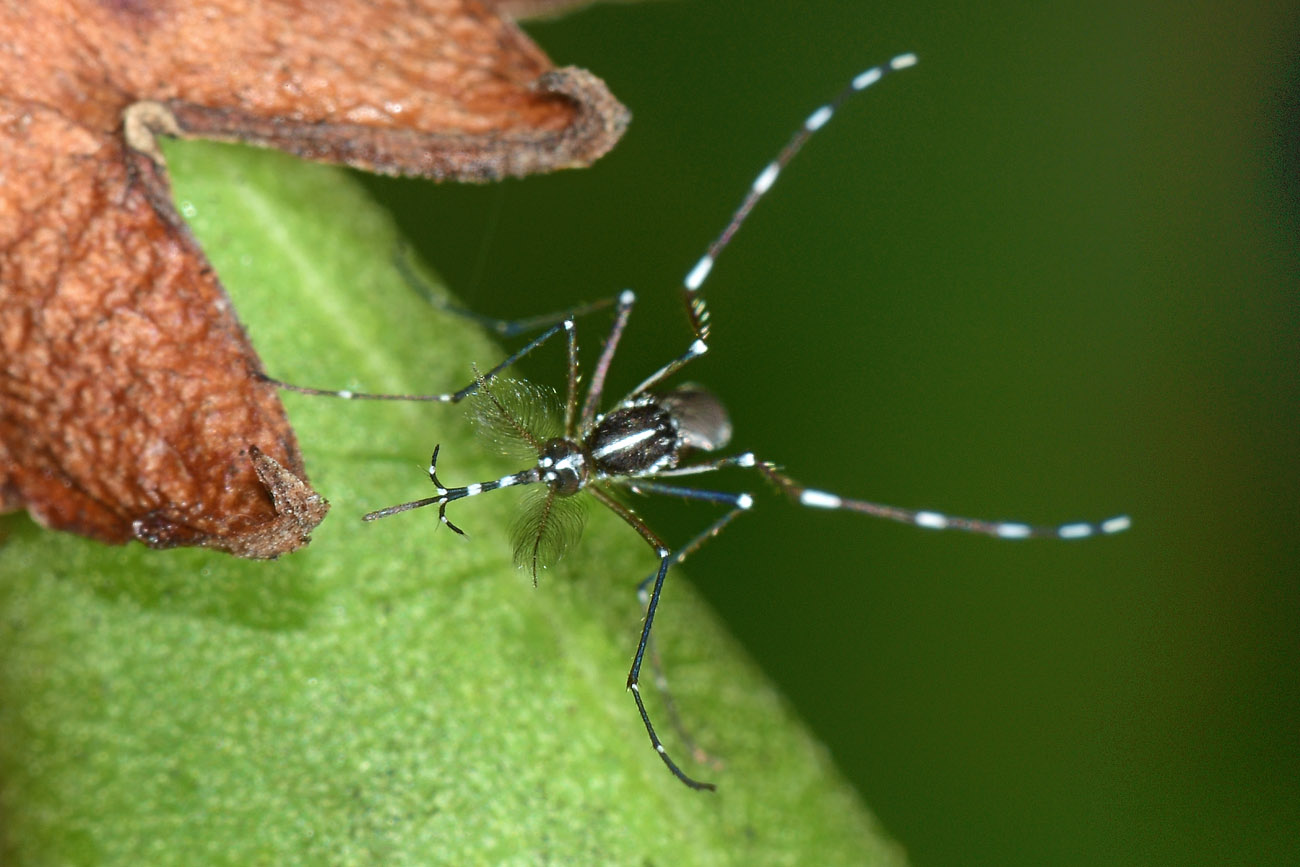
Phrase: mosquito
[{"left": 260, "top": 52, "right": 1131, "bottom": 790}]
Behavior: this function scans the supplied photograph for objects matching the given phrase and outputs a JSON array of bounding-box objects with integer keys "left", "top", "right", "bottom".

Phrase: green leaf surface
[{"left": 0, "top": 139, "right": 905, "bottom": 866}]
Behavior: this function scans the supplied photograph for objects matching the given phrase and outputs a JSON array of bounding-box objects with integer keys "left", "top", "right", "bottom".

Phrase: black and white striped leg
[
  {"left": 678, "top": 52, "right": 919, "bottom": 343},
  {"left": 755, "top": 462, "right": 1132, "bottom": 540},
  {"left": 613, "top": 53, "right": 920, "bottom": 407}
]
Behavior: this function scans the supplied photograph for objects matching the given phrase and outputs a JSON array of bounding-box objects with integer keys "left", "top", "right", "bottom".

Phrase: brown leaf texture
[{"left": 0, "top": 0, "right": 629, "bottom": 558}]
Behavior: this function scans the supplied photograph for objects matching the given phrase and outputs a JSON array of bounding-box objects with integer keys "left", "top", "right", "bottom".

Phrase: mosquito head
[{"left": 537, "top": 438, "right": 588, "bottom": 496}]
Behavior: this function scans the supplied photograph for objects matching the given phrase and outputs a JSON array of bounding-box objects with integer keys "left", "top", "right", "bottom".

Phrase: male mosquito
[{"left": 262, "top": 53, "right": 1130, "bottom": 790}]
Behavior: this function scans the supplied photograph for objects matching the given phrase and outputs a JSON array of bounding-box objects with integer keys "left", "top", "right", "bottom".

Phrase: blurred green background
[{"left": 360, "top": 1, "right": 1299, "bottom": 865}]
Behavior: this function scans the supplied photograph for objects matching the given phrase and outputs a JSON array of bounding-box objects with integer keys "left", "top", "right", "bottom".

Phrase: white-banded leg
[
  {"left": 616, "top": 55, "right": 920, "bottom": 407},
  {"left": 678, "top": 53, "right": 918, "bottom": 343},
  {"left": 755, "top": 462, "right": 1132, "bottom": 540}
]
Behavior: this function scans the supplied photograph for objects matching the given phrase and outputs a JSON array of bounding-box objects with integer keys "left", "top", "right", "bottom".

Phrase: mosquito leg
[
  {"left": 616, "top": 55, "right": 920, "bottom": 401},
  {"left": 577, "top": 290, "right": 636, "bottom": 435},
  {"left": 592, "top": 480, "right": 755, "bottom": 786},
  {"left": 636, "top": 617, "right": 713, "bottom": 768},
  {"left": 644, "top": 452, "right": 757, "bottom": 479},
  {"left": 614, "top": 57, "right": 919, "bottom": 401},
  {"left": 255, "top": 319, "right": 573, "bottom": 404},
  {"left": 754, "top": 462, "right": 1131, "bottom": 539},
  {"left": 622, "top": 337, "right": 710, "bottom": 403},
  {"left": 623, "top": 55, "right": 919, "bottom": 400},
  {"left": 676, "top": 53, "right": 918, "bottom": 344},
  {"left": 561, "top": 318, "right": 580, "bottom": 438},
  {"left": 259, "top": 249, "right": 624, "bottom": 405},
  {"left": 625, "top": 481, "right": 754, "bottom": 767},
  {"left": 585, "top": 486, "right": 714, "bottom": 790},
  {"left": 581, "top": 50, "right": 916, "bottom": 432},
  {"left": 395, "top": 247, "right": 615, "bottom": 338}
]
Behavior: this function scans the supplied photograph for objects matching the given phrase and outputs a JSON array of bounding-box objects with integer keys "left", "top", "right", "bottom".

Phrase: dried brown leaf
[{"left": 0, "top": 0, "right": 629, "bottom": 558}]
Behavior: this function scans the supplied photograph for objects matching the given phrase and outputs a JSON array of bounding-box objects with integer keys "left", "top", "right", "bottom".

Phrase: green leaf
[{"left": 0, "top": 139, "right": 905, "bottom": 866}]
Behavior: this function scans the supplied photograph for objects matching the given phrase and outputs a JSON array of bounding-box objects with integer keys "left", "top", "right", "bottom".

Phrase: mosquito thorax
[
  {"left": 537, "top": 438, "right": 587, "bottom": 496},
  {"left": 588, "top": 397, "right": 681, "bottom": 478}
]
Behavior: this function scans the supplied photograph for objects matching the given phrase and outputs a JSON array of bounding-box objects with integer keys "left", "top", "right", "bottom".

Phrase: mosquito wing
[
  {"left": 468, "top": 377, "right": 562, "bottom": 461},
  {"left": 511, "top": 486, "right": 588, "bottom": 580}
]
